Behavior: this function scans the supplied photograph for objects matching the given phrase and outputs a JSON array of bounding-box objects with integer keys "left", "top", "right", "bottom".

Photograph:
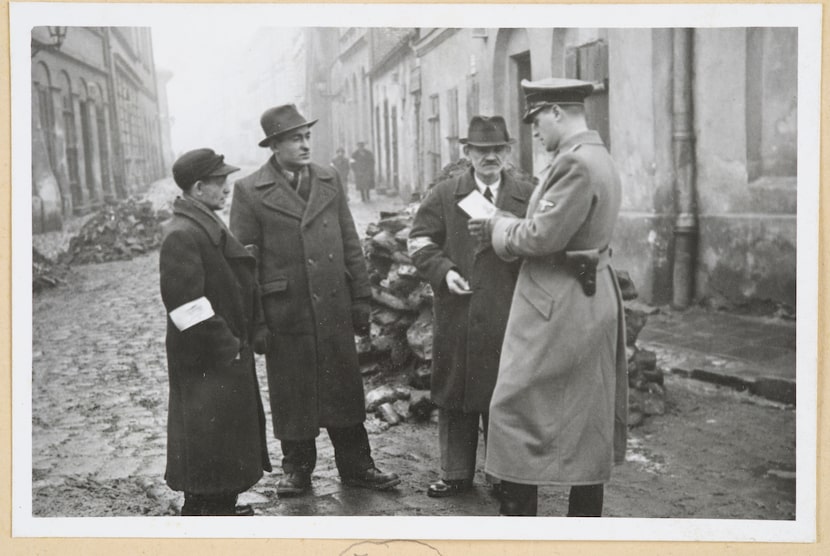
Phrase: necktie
[{"left": 483, "top": 187, "right": 494, "bottom": 203}]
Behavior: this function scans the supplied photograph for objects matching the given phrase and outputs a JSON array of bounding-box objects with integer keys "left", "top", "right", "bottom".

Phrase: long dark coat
[
  {"left": 484, "top": 130, "right": 628, "bottom": 486},
  {"left": 230, "top": 160, "right": 370, "bottom": 440},
  {"left": 409, "top": 169, "right": 533, "bottom": 413},
  {"left": 350, "top": 148, "right": 375, "bottom": 191},
  {"left": 160, "top": 197, "right": 271, "bottom": 495}
]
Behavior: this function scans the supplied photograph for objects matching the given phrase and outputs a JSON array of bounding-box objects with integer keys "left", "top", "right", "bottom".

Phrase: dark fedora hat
[
  {"left": 459, "top": 115, "right": 515, "bottom": 147},
  {"left": 258, "top": 104, "right": 318, "bottom": 147},
  {"left": 521, "top": 77, "right": 595, "bottom": 123},
  {"left": 172, "top": 148, "right": 239, "bottom": 190}
]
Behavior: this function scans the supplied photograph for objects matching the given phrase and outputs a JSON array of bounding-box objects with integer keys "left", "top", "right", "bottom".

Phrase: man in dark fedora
[
  {"left": 230, "top": 104, "right": 400, "bottom": 498},
  {"left": 160, "top": 148, "right": 271, "bottom": 516},
  {"left": 468, "top": 78, "right": 627, "bottom": 516},
  {"left": 408, "top": 115, "right": 533, "bottom": 498}
]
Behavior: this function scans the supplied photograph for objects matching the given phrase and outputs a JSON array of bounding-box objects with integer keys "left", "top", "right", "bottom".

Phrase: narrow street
[{"left": 30, "top": 194, "right": 795, "bottom": 519}]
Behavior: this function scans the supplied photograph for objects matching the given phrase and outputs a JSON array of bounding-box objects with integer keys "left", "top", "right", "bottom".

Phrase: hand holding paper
[{"left": 458, "top": 189, "right": 497, "bottom": 219}]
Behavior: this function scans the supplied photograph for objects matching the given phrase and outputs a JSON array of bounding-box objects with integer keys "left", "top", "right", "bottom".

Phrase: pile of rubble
[
  {"left": 32, "top": 247, "right": 69, "bottom": 293},
  {"left": 358, "top": 211, "right": 666, "bottom": 429},
  {"left": 617, "top": 272, "right": 666, "bottom": 427},
  {"left": 62, "top": 199, "right": 171, "bottom": 265}
]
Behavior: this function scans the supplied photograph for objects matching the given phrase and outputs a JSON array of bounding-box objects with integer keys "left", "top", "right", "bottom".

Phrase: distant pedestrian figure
[
  {"left": 351, "top": 141, "right": 375, "bottom": 202},
  {"left": 159, "top": 148, "right": 271, "bottom": 516},
  {"left": 331, "top": 147, "right": 351, "bottom": 199}
]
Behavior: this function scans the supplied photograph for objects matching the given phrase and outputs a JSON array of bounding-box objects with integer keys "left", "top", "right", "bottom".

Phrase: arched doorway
[{"left": 492, "top": 29, "right": 533, "bottom": 175}]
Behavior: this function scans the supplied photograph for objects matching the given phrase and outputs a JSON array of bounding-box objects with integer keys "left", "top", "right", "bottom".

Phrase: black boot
[
  {"left": 567, "top": 484, "right": 604, "bottom": 517},
  {"left": 498, "top": 481, "right": 538, "bottom": 516}
]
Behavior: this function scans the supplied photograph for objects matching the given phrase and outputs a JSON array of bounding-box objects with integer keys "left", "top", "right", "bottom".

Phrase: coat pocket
[
  {"left": 261, "top": 277, "right": 288, "bottom": 295},
  {"left": 519, "top": 279, "right": 555, "bottom": 320}
]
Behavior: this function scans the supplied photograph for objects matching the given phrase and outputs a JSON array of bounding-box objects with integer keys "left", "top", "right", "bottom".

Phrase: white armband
[
  {"left": 169, "top": 296, "right": 215, "bottom": 331},
  {"left": 407, "top": 236, "right": 438, "bottom": 257}
]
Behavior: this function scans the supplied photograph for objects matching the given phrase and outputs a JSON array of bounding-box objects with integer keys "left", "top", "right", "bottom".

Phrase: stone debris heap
[
  {"left": 618, "top": 272, "right": 666, "bottom": 427},
  {"left": 63, "top": 199, "right": 171, "bottom": 265},
  {"left": 33, "top": 247, "right": 69, "bottom": 293},
  {"left": 359, "top": 208, "right": 666, "bottom": 429}
]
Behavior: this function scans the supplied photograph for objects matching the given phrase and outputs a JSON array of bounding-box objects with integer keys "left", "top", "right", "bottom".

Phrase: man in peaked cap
[
  {"left": 409, "top": 115, "right": 533, "bottom": 499},
  {"left": 230, "top": 104, "right": 400, "bottom": 498},
  {"left": 468, "top": 78, "right": 628, "bottom": 516},
  {"left": 160, "top": 148, "right": 271, "bottom": 516}
]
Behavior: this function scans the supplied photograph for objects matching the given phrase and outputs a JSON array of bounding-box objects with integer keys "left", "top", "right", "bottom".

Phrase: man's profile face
[
  {"left": 465, "top": 144, "right": 510, "bottom": 182},
  {"left": 271, "top": 126, "right": 312, "bottom": 169},
  {"left": 194, "top": 175, "right": 230, "bottom": 211},
  {"left": 532, "top": 107, "right": 562, "bottom": 152}
]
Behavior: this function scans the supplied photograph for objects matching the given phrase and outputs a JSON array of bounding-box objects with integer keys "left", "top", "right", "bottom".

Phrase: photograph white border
[{"left": 10, "top": 2, "right": 821, "bottom": 542}]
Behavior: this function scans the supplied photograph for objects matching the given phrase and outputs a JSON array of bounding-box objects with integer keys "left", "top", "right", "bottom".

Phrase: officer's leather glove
[
  {"left": 252, "top": 326, "right": 272, "bottom": 355},
  {"left": 351, "top": 299, "right": 372, "bottom": 336}
]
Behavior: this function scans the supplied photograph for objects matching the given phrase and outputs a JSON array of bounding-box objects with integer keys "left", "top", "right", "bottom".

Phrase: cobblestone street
[{"left": 30, "top": 194, "right": 796, "bottom": 519}]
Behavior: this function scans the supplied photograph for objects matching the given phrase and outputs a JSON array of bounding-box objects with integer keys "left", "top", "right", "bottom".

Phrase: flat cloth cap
[
  {"left": 172, "top": 148, "right": 240, "bottom": 190},
  {"left": 521, "top": 77, "right": 595, "bottom": 123}
]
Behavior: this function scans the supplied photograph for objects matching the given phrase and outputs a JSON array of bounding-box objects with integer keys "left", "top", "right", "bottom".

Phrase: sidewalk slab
[{"left": 637, "top": 307, "right": 796, "bottom": 405}]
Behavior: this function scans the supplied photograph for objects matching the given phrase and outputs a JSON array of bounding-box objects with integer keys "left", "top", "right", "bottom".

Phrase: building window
[
  {"left": 745, "top": 28, "right": 797, "bottom": 182},
  {"left": 466, "top": 74, "right": 480, "bottom": 120},
  {"left": 565, "top": 39, "right": 610, "bottom": 148},
  {"left": 446, "top": 88, "right": 460, "bottom": 163},
  {"left": 62, "top": 93, "right": 82, "bottom": 210},
  {"left": 427, "top": 94, "right": 441, "bottom": 179},
  {"left": 96, "top": 105, "right": 111, "bottom": 196}
]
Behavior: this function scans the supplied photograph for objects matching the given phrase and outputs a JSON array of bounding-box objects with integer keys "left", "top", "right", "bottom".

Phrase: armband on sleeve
[{"left": 169, "top": 296, "right": 215, "bottom": 331}]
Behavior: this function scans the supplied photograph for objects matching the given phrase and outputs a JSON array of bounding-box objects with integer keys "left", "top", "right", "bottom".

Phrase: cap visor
[{"left": 207, "top": 162, "right": 241, "bottom": 177}]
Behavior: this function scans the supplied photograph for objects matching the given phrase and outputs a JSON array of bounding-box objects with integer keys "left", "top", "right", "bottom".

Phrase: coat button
[
  {"left": 328, "top": 253, "right": 334, "bottom": 261},
  {"left": 323, "top": 220, "right": 329, "bottom": 227},
  {"left": 307, "top": 258, "right": 314, "bottom": 265}
]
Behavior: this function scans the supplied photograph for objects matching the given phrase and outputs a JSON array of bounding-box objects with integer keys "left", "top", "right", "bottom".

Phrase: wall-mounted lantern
[{"left": 32, "top": 26, "right": 68, "bottom": 57}]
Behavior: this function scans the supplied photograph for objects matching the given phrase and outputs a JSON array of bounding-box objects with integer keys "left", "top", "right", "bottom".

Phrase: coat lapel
[
  {"left": 254, "top": 162, "right": 306, "bottom": 220},
  {"left": 496, "top": 172, "right": 530, "bottom": 218},
  {"left": 302, "top": 165, "right": 339, "bottom": 226},
  {"left": 174, "top": 198, "right": 254, "bottom": 263}
]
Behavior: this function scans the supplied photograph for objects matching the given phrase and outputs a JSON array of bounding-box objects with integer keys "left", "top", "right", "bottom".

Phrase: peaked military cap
[
  {"left": 460, "top": 115, "right": 515, "bottom": 147},
  {"left": 258, "top": 104, "right": 318, "bottom": 147},
  {"left": 172, "top": 148, "right": 240, "bottom": 190},
  {"left": 521, "top": 77, "right": 595, "bottom": 123}
]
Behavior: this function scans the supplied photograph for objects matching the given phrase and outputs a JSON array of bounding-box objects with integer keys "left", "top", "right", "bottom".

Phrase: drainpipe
[{"left": 671, "top": 28, "right": 698, "bottom": 309}]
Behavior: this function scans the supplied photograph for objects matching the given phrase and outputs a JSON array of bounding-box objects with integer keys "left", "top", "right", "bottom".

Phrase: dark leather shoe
[
  {"left": 342, "top": 466, "right": 401, "bottom": 490},
  {"left": 427, "top": 479, "right": 472, "bottom": 498},
  {"left": 277, "top": 471, "right": 311, "bottom": 497},
  {"left": 232, "top": 504, "right": 255, "bottom": 516}
]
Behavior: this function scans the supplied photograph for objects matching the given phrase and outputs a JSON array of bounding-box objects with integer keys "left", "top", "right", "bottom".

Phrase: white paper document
[{"left": 457, "top": 189, "right": 497, "bottom": 219}]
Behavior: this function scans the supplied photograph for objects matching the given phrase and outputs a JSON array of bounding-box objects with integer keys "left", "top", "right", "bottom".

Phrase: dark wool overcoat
[
  {"left": 160, "top": 197, "right": 271, "bottom": 496},
  {"left": 409, "top": 169, "right": 532, "bottom": 413},
  {"left": 350, "top": 148, "right": 375, "bottom": 191},
  {"left": 484, "top": 130, "right": 628, "bottom": 486},
  {"left": 230, "top": 160, "right": 371, "bottom": 440}
]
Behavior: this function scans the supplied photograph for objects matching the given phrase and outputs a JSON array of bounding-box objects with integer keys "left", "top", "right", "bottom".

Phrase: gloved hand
[
  {"left": 351, "top": 299, "right": 372, "bottom": 336},
  {"left": 252, "top": 326, "right": 272, "bottom": 355}
]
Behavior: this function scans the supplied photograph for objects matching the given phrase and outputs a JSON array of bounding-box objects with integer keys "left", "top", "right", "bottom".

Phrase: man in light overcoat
[
  {"left": 409, "top": 116, "right": 533, "bottom": 498},
  {"left": 160, "top": 148, "right": 271, "bottom": 516},
  {"left": 230, "top": 104, "right": 399, "bottom": 497},
  {"left": 469, "top": 78, "right": 628, "bottom": 517}
]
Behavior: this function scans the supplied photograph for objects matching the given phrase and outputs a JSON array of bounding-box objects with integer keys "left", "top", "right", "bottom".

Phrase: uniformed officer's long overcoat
[
  {"left": 230, "top": 161, "right": 370, "bottom": 440},
  {"left": 160, "top": 197, "right": 271, "bottom": 495},
  {"left": 409, "top": 169, "right": 532, "bottom": 413},
  {"left": 484, "top": 130, "right": 628, "bottom": 486}
]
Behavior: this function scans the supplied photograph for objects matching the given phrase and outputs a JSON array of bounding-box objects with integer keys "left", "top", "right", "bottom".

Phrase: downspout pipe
[{"left": 671, "top": 28, "right": 698, "bottom": 309}]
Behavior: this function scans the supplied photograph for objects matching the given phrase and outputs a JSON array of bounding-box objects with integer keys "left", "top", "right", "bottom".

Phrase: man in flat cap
[
  {"left": 160, "top": 148, "right": 271, "bottom": 516},
  {"left": 469, "top": 78, "right": 627, "bottom": 516},
  {"left": 409, "top": 116, "right": 533, "bottom": 499},
  {"left": 230, "top": 104, "right": 400, "bottom": 497}
]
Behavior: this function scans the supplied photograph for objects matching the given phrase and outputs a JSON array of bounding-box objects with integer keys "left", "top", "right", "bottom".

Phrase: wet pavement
[{"left": 29, "top": 190, "right": 796, "bottom": 519}]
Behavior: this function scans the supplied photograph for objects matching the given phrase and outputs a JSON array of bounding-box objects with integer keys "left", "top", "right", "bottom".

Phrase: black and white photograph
[{"left": 10, "top": 1, "right": 820, "bottom": 544}]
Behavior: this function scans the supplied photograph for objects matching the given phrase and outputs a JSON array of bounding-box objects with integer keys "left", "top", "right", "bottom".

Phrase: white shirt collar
[{"left": 474, "top": 173, "right": 501, "bottom": 200}]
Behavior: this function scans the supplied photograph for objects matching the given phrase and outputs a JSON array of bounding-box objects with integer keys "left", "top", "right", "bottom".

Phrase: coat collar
[
  {"left": 251, "top": 159, "right": 339, "bottom": 223},
  {"left": 173, "top": 197, "right": 253, "bottom": 261},
  {"left": 556, "top": 129, "right": 604, "bottom": 156},
  {"left": 453, "top": 168, "right": 529, "bottom": 209}
]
